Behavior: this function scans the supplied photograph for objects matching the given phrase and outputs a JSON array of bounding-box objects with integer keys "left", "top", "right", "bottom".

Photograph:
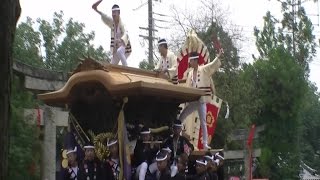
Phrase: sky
[{"left": 19, "top": 0, "right": 320, "bottom": 89}]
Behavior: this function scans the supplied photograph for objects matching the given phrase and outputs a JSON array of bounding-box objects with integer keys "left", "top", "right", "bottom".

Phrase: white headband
[
  {"left": 66, "top": 147, "right": 77, "bottom": 155},
  {"left": 140, "top": 130, "right": 151, "bottom": 134},
  {"left": 162, "top": 147, "right": 172, "bottom": 153},
  {"left": 112, "top": 8, "right": 120, "bottom": 11},
  {"left": 173, "top": 123, "right": 183, "bottom": 127},
  {"left": 156, "top": 154, "right": 168, "bottom": 161},
  {"left": 84, "top": 145, "right": 95, "bottom": 149},
  {"left": 204, "top": 155, "right": 214, "bottom": 160},
  {"left": 215, "top": 153, "right": 224, "bottom": 160},
  {"left": 188, "top": 56, "right": 199, "bottom": 61},
  {"left": 158, "top": 41, "right": 167, "bottom": 45},
  {"left": 196, "top": 160, "right": 207, "bottom": 166},
  {"left": 107, "top": 140, "right": 118, "bottom": 147}
]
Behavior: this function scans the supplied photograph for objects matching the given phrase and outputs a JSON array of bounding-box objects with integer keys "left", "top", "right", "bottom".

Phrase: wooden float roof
[{"left": 38, "top": 58, "right": 204, "bottom": 106}]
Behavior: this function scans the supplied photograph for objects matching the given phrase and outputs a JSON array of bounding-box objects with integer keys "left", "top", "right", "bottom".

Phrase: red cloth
[
  {"left": 36, "top": 108, "right": 41, "bottom": 128},
  {"left": 212, "top": 35, "right": 222, "bottom": 53},
  {"left": 177, "top": 49, "right": 206, "bottom": 79},
  {"left": 197, "top": 103, "right": 221, "bottom": 149},
  {"left": 247, "top": 124, "right": 256, "bottom": 147}
]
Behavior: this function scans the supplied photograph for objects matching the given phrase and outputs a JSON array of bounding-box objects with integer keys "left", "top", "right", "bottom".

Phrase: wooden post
[
  {"left": 244, "top": 131, "right": 250, "bottom": 180},
  {"left": 42, "top": 106, "right": 56, "bottom": 180},
  {"left": 0, "top": 0, "right": 21, "bottom": 179}
]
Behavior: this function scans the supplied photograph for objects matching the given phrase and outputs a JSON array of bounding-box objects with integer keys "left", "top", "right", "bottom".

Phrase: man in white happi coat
[
  {"left": 155, "top": 39, "right": 177, "bottom": 80},
  {"left": 178, "top": 48, "right": 223, "bottom": 150},
  {"left": 92, "top": 1, "right": 132, "bottom": 66}
]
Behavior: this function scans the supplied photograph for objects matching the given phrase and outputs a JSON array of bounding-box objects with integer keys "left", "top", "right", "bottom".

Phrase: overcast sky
[{"left": 19, "top": 0, "right": 320, "bottom": 89}]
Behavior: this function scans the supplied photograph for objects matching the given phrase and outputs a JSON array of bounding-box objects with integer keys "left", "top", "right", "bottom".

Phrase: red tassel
[
  {"left": 212, "top": 34, "right": 222, "bottom": 53},
  {"left": 36, "top": 108, "right": 41, "bottom": 128},
  {"left": 247, "top": 124, "right": 256, "bottom": 147}
]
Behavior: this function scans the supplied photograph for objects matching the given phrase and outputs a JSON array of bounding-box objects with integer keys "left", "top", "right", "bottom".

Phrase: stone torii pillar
[{"left": 42, "top": 106, "right": 56, "bottom": 180}]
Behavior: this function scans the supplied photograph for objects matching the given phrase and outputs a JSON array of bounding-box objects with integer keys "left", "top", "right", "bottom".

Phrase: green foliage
[
  {"left": 253, "top": 1, "right": 320, "bottom": 177},
  {"left": 300, "top": 83, "right": 320, "bottom": 171},
  {"left": 254, "top": 1, "right": 317, "bottom": 73},
  {"left": 8, "top": 76, "right": 41, "bottom": 180},
  {"left": 139, "top": 59, "right": 155, "bottom": 70},
  {"left": 13, "top": 17, "right": 44, "bottom": 68},
  {"left": 14, "top": 11, "right": 109, "bottom": 72},
  {"left": 199, "top": 22, "right": 240, "bottom": 72},
  {"left": 10, "top": 10, "right": 110, "bottom": 179},
  {"left": 244, "top": 47, "right": 307, "bottom": 179}
]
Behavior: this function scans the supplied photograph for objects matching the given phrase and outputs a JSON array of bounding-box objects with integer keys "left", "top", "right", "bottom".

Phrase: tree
[
  {"left": 252, "top": 1, "right": 319, "bottom": 178},
  {"left": 254, "top": 0, "right": 317, "bottom": 74},
  {"left": 139, "top": 59, "right": 155, "bottom": 70},
  {"left": 242, "top": 47, "right": 307, "bottom": 179},
  {"left": 0, "top": 0, "right": 21, "bottom": 179},
  {"left": 9, "top": 11, "right": 110, "bottom": 179},
  {"left": 8, "top": 76, "right": 41, "bottom": 180},
  {"left": 300, "top": 83, "right": 320, "bottom": 171},
  {"left": 13, "top": 17, "right": 44, "bottom": 68},
  {"left": 14, "top": 11, "right": 109, "bottom": 72}
]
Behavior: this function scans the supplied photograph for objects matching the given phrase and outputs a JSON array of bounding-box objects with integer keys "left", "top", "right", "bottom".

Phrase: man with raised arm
[
  {"left": 178, "top": 48, "right": 223, "bottom": 150},
  {"left": 92, "top": 0, "right": 132, "bottom": 66}
]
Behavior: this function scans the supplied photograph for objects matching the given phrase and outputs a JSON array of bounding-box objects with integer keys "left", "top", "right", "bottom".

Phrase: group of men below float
[
  {"left": 61, "top": 120, "right": 225, "bottom": 180},
  {"left": 92, "top": 2, "right": 224, "bottom": 150}
]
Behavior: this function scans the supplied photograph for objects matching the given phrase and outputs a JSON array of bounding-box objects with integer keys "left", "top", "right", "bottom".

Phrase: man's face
[
  {"left": 109, "top": 144, "right": 119, "bottom": 156},
  {"left": 141, "top": 133, "right": 151, "bottom": 141},
  {"left": 212, "top": 163, "right": 218, "bottom": 171},
  {"left": 157, "top": 160, "right": 168, "bottom": 171},
  {"left": 206, "top": 159, "right": 214, "bottom": 168},
  {"left": 85, "top": 148, "right": 95, "bottom": 161},
  {"left": 67, "top": 152, "right": 77, "bottom": 164},
  {"left": 158, "top": 45, "right": 165, "bottom": 56},
  {"left": 189, "top": 58, "right": 198, "bottom": 68},
  {"left": 173, "top": 126, "right": 182, "bottom": 136},
  {"left": 196, "top": 163, "right": 207, "bottom": 174},
  {"left": 166, "top": 152, "right": 171, "bottom": 160},
  {"left": 112, "top": 10, "right": 120, "bottom": 22},
  {"left": 177, "top": 158, "right": 186, "bottom": 172}
]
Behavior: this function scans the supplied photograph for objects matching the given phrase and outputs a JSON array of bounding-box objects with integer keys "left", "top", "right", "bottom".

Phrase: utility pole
[
  {"left": 292, "top": 0, "right": 297, "bottom": 58},
  {"left": 148, "top": 0, "right": 154, "bottom": 66},
  {"left": 138, "top": 0, "right": 157, "bottom": 67},
  {"left": 136, "top": 0, "right": 167, "bottom": 67}
]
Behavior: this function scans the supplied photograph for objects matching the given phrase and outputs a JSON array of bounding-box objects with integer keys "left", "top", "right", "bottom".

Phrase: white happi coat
[
  {"left": 155, "top": 50, "right": 177, "bottom": 78},
  {"left": 101, "top": 13, "right": 132, "bottom": 56},
  {"left": 185, "top": 57, "right": 221, "bottom": 103}
]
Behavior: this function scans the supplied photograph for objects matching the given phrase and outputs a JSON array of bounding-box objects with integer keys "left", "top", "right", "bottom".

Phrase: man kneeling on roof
[{"left": 154, "top": 38, "right": 178, "bottom": 81}]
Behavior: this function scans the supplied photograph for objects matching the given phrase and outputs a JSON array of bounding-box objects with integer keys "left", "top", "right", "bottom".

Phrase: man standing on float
[
  {"left": 92, "top": 0, "right": 132, "bottom": 66},
  {"left": 178, "top": 48, "right": 223, "bottom": 150}
]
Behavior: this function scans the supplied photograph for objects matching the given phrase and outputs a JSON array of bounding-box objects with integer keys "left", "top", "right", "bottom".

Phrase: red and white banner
[{"left": 197, "top": 100, "right": 221, "bottom": 149}]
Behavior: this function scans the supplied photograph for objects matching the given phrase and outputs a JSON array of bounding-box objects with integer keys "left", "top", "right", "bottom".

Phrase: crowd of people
[{"left": 61, "top": 120, "right": 225, "bottom": 180}]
